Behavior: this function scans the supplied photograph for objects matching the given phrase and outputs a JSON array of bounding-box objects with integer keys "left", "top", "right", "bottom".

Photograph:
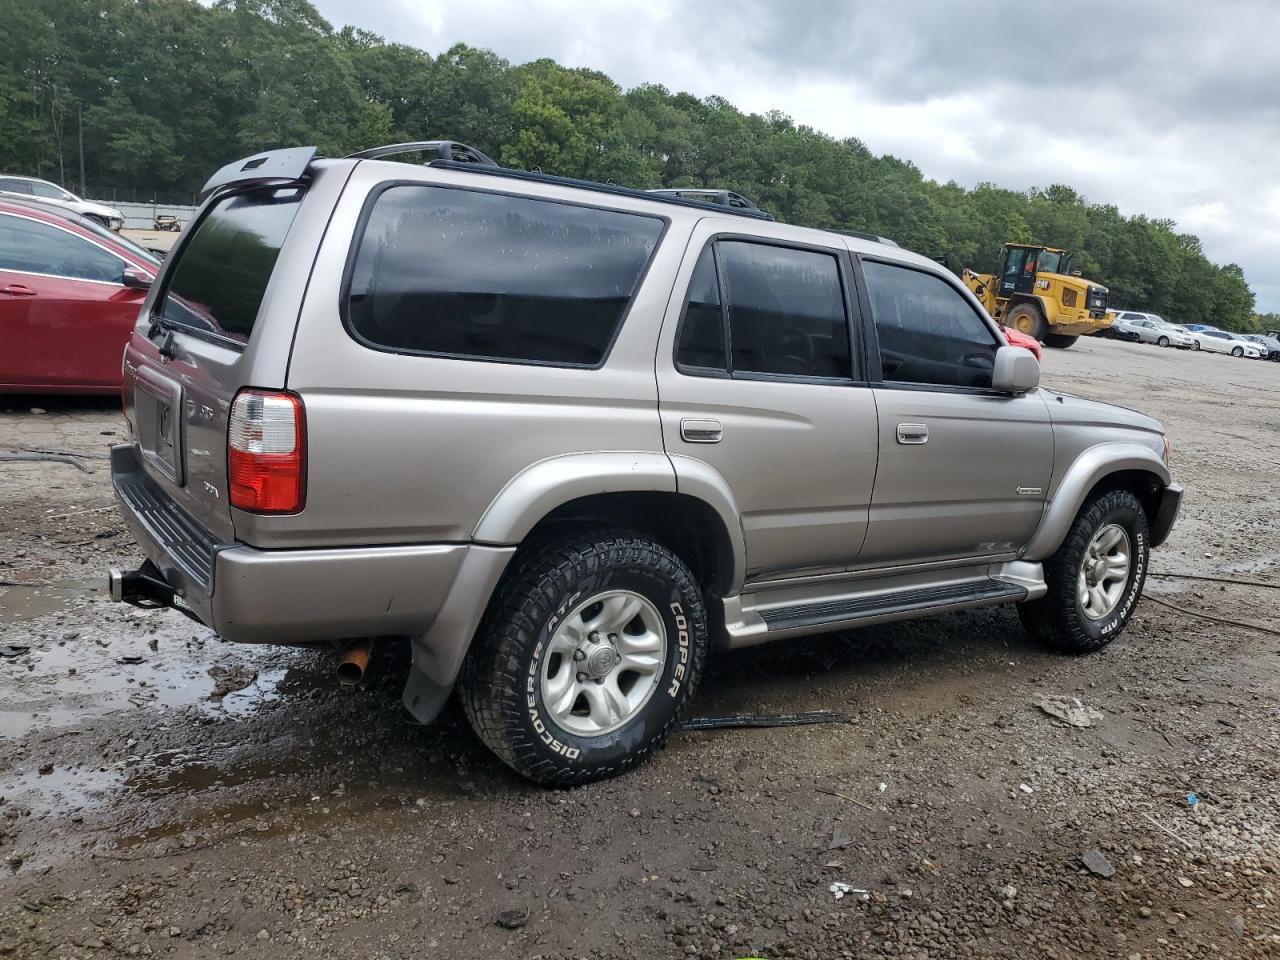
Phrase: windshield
[
  {"left": 1037, "top": 250, "right": 1068, "bottom": 274},
  {"left": 75, "top": 214, "right": 160, "bottom": 268}
]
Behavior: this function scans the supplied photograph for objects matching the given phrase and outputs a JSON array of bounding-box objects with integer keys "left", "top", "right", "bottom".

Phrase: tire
[
  {"left": 1044, "top": 333, "right": 1079, "bottom": 349},
  {"left": 1231, "top": 346, "right": 1243, "bottom": 357},
  {"left": 1157, "top": 336, "right": 1169, "bottom": 347},
  {"left": 1018, "top": 488, "right": 1149, "bottom": 654},
  {"left": 1005, "top": 303, "right": 1047, "bottom": 342},
  {"left": 1192, "top": 341, "right": 1200, "bottom": 351},
  {"left": 459, "top": 529, "right": 708, "bottom": 785}
]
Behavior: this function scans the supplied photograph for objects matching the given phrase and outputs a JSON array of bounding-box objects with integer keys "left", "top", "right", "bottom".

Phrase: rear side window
[
  {"left": 863, "top": 261, "right": 999, "bottom": 389},
  {"left": 675, "top": 240, "right": 852, "bottom": 380},
  {"left": 160, "top": 188, "right": 302, "bottom": 343},
  {"left": 0, "top": 178, "right": 32, "bottom": 195},
  {"left": 345, "top": 185, "right": 664, "bottom": 367}
]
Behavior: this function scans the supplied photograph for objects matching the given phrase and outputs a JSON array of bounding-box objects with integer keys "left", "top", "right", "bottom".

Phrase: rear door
[
  {"left": 121, "top": 170, "right": 343, "bottom": 541},
  {"left": 856, "top": 257, "right": 1052, "bottom": 567},
  {"left": 655, "top": 220, "right": 879, "bottom": 580},
  {"left": 0, "top": 210, "right": 145, "bottom": 389}
]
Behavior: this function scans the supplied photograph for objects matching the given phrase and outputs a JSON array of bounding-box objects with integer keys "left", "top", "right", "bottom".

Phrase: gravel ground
[{"left": 1, "top": 337, "right": 1277, "bottom": 959}]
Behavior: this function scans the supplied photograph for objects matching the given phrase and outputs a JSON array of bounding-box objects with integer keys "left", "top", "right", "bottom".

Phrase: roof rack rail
[
  {"left": 833, "top": 229, "right": 900, "bottom": 247},
  {"left": 347, "top": 140, "right": 499, "bottom": 167},
  {"left": 424, "top": 160, "right": 775, "bottom": 221},
  {"left": 645, "top": 188, "right": 767, "bottom": 215}
]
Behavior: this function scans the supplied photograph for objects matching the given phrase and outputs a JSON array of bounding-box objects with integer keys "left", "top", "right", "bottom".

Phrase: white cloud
[{"left": 313, "top": 0, "right": 1280, "bottom": 311}]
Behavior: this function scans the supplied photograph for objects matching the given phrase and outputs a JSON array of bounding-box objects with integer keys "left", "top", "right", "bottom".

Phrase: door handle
[
  {"left": 896, "top": 422, "right": 929, "bottom": 444},
  {"left": 680, "top": 418, "right": 723, "bottom": 443},
  {"left": 0, "top": 284, "right": 36, "bottom": 297}
]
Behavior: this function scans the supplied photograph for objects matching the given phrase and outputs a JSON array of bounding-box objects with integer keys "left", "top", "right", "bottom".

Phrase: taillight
[{"left": 228, "top": 390, "right": 305, "bottom": 513}]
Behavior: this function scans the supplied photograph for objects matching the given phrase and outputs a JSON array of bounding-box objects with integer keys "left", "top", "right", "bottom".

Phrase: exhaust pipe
[{"left": 337, "top": 638, "right": 374, "bottom": 685}]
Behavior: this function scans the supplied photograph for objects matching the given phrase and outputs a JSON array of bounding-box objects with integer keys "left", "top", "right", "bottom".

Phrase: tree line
[{"left": 3, "top": 0, "right": 1262, "bottom": 330}]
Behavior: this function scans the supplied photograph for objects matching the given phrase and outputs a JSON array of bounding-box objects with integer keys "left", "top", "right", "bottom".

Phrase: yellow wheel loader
[{"left": 963, "top": 243, "right": 1113, "bottom": 348}]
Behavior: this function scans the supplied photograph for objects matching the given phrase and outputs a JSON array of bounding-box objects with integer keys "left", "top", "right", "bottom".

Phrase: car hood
[
  {"left": 77, "top": 199, "right": 124, "bottom": 219},
  {"left": 1042, "top": 390, "right": 1164, "bottom": 435}
]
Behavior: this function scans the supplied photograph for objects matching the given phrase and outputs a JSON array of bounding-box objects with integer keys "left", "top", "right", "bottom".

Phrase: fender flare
[
  {"left": 1021, "top": 442, "right": 1171, "bottom": 560},
  {"left": 471, "top": 451, "right": 748, "bottom": 595}
]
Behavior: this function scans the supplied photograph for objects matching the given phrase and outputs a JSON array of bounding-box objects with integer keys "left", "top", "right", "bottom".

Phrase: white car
[
  {"left": 1112, "top": 313, "right": 1195, "bottom": 348},
  {"left": 0, "top": 175, "right": 125, "bottom": 231},
  {"left": 1192, "top": 329, "right": 1264, "bottom": 358}
]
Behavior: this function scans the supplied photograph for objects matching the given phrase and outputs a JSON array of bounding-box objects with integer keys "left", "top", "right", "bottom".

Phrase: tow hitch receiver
[{"left": 107, "top": 560, "right": 202, "bottom": 623}]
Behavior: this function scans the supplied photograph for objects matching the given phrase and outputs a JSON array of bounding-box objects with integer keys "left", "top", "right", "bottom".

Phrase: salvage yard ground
[{"left": 1, "top": 338, "right": 1278, "bottom": 959}]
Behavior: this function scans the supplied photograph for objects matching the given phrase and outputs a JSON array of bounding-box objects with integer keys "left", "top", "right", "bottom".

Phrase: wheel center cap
[
  {"left": 1089, "top": 559, "right": 1107, "bottom": 582},
  {"left": 586, "top": 645, "right": 619, "bottom": 678}
]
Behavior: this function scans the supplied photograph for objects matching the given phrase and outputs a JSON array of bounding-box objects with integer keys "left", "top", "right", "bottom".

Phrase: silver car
[
  {"left": 107, "top": 141, "right": 1183, "bottom": 785},
  {"left": 1241, "top": 334, "right": 1280, "bottom": 361},
  {"left": 0, "top": 175, "right": 126, "bottom": 231},
  {"left": 1111, "top": 312, "right": 1194, "bottom": 348}
]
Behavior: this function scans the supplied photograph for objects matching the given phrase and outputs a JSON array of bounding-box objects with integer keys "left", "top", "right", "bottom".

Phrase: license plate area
[{"left": 135, "top": 366, "right": 184, "bottom": 485}]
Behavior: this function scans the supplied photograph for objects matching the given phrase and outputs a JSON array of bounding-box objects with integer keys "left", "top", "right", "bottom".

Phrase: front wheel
[
  {"left": 459, "top": 529, "right": 708, "bottom": 785},
  {"left": 1005, "top": 303, "right": 1048, "bottom": 342},
  {"left": 1018, "top": 489, "right": 1149, "bottom": 654},
  {"left": 1157, "top": 336, "right": 1170, "bottom": 347},
  {"left": 1192, "top": 341, "right": 1200, "bottom": 351},
  {"left": 1231, "top": 346, "right": 1244, "bottom": 357},
  {"left": 1044, "top": 333, "right": 1079, "bottom": 349}
]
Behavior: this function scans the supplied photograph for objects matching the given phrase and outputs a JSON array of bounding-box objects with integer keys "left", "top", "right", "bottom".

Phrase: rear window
[
  {"left": 160, "top": 188, "right": 302, "bottom": 343},
  {"left": 344, "top": 185, "right": 664, "bottom": 367}
]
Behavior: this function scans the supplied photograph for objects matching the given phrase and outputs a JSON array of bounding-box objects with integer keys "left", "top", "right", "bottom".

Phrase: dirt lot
[{"left": 1, "top": 338, "right": 1278, "bottom": 959}]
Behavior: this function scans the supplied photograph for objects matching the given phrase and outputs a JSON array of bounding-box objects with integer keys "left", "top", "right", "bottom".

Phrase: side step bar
[
  {"left": 761, "top": 579, "right": 1026, "bottom": 631},
  {"left": 723, "top": 565, "right": 1042, "bottom": 648}
]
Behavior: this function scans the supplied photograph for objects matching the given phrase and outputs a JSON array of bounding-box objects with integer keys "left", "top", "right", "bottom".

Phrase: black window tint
[
  {"left": 346, "top": 185, "right": 664, "bottom": 366},
  {"left": 0, "top": 214, "right": 123, "bottom": 283},
  {"left": 863, "top": 261, "right": 999, "bottom": 389},
  {"left": 718, "top": 241, "right": 850, "bottom": 379},
  {"left": 161, "top": 188, "right": 302, "bottom": 342},
  {"left": 676, "top": 246, "right": 725, "bottom": 370}
]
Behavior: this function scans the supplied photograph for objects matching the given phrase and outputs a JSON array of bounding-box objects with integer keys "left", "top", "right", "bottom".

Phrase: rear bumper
[
  {"left": 109, "top": 443, "right": 512, "bottom": 646},
  {"left": 1150, "top": 482, "right": 1183, "bottom": 549}
]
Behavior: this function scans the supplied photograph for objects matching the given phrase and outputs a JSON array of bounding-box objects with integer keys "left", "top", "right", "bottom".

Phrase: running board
[{"left": 722, "top": 561, "right": 1044, "bottom": 649}]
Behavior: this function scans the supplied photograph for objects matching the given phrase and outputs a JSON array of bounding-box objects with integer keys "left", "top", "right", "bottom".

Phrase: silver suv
[{"left": 108, "top": 141, "right": 1182, "bottom": 784}]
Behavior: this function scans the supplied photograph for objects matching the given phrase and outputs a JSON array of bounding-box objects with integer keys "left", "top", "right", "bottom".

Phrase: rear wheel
[
  {"left": 459, "top": 529, "right": 708, "bottom": 785},
  {"left": 1192, "top": 340, "right": 1201, "bottom": 351},
  {"left": 1005, "top": 303, "right": 1047, "bottom": 342},
  {"left": 1044, "top": 333, "right": 1079, "bottom": 349},
  {"left": 1157, "top": 336, "right": 1170, "bottom": 347},
  {"left": 1018, "top": 489, "right": 1149, "bottom": 654}
]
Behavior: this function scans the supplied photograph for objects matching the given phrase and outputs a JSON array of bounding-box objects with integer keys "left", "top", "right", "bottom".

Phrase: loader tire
[{"left": 1005, "top": 303, "right": 1047, "bottom": 342}]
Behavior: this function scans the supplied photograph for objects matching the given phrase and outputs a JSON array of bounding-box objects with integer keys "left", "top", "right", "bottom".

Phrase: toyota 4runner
[{"left": 108, "top": 141, "right": 1182, "bottom": 784}]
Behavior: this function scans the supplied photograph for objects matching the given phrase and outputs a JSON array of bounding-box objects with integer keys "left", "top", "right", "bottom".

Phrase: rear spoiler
[{"left": 199, "top": 146, "right": 317, "bottom": 201}]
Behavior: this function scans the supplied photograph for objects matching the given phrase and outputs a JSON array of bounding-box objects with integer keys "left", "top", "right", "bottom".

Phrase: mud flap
[{"left": 402, "top": 663, "right": 453, "bottom": 725}]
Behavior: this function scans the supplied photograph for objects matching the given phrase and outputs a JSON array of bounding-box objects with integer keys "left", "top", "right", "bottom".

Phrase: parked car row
[{"left": 1107, "top": 310, "right": 1276, "bottom": 361}]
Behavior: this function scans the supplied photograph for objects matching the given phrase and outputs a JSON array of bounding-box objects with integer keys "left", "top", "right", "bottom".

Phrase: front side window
[
  {"left": 0, "top": 214, "right": 124, "bottom": 283},
  {"left": 346, "top": 185, "right": 664, "bottom": 367},
  {"left": 29, "top": 181, "right": 67, "bottom": 200},
  {"left": 160, "top": 187, "right": 302, "bottom": 342},
  {"left": 863, "top": 261, "right": 1000, "bottom": 389}
]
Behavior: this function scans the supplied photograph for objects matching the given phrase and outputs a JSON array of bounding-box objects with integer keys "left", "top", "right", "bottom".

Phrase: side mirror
[
  {"left": 121, "top": 267, "right": 153, "bottom": 290},
  {"left": 991, "top": 345, "right": 1040, "bottom": 394}
]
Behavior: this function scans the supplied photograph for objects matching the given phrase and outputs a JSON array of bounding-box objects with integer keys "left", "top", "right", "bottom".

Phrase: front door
[
  {"left": 0, "top": 211, "right": 143, "bottom": 389},
  {"left": 858, "top": 257, "right": 1053, "bottom": 567},
  {"left": 656, "top": 221, "right": 880, "bottom": 581}
]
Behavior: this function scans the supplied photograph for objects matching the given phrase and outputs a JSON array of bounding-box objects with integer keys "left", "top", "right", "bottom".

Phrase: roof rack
[
  {"left": 645, "top": 188, "right": 768, "bottom": 216},
  {"left": 422, "top": 159, "right": 774, "bottom": 221},
  {"left": 347, "top": 140, "right": 499, "bottom": 167}
]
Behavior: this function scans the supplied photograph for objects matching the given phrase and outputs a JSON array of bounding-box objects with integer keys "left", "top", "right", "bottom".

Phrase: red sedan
[
  {"left": 1001, "top": 325, "right": 1043, "bottom": 362},
  {"left": 0, "top": 198, "right": 159, "bottom": 394}
]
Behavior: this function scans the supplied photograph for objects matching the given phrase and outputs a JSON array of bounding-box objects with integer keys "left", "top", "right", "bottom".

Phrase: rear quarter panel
[{"left": 264, "top": 163, "right": 691, "bottom": 548}]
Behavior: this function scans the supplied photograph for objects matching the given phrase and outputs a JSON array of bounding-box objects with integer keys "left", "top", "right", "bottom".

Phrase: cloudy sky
[{"left": 312, "top": 0, "right": 1280, "bottom": 311}]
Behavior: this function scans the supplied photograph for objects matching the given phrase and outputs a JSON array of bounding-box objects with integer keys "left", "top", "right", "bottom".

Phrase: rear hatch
[{"left": 122, "top": 164, "right": 343, "bottom": 543}]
